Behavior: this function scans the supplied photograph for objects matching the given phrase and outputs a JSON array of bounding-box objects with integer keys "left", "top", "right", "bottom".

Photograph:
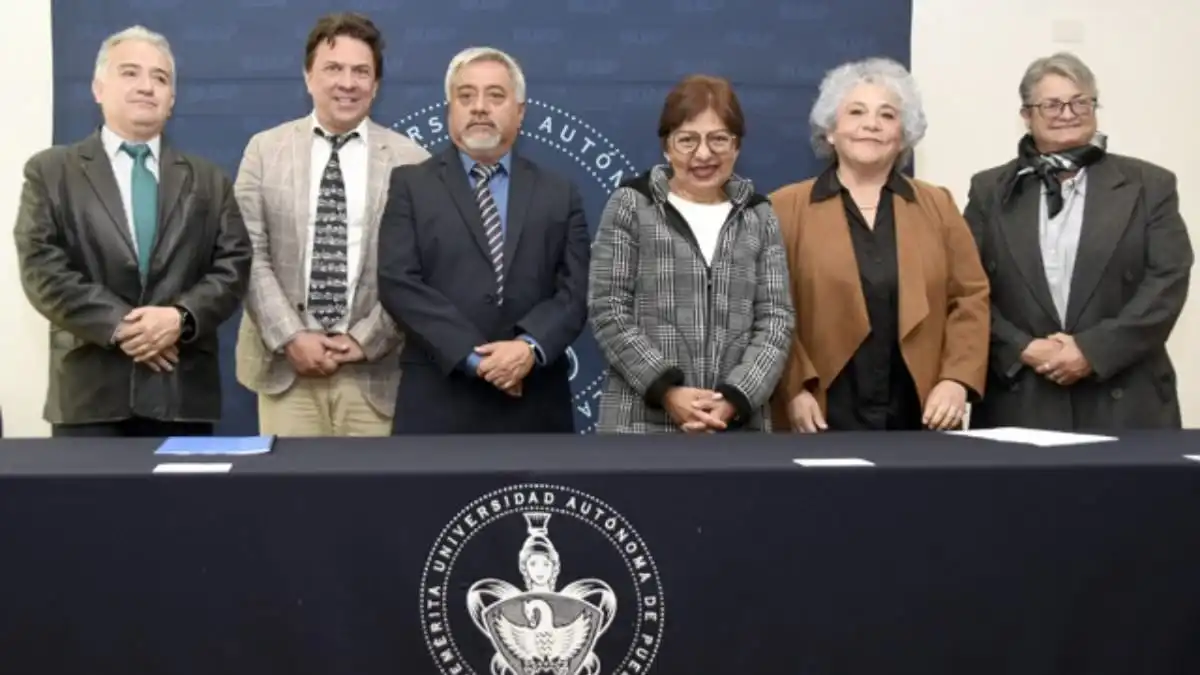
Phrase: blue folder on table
[{"left": 155, "top": 435, "right": 275, "bottom": 456}]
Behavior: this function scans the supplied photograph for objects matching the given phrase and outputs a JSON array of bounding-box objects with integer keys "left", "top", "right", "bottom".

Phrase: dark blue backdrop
[{"left": 51, "top": 0, "right": 911, "bottom": 435}]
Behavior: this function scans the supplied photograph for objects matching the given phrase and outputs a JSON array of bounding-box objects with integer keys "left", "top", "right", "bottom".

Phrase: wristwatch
[
  {"left": 518, "top": 335, "right": 539, "bottom": 364},
  {"left": 176, "top": 306, "right": 195, "bottom": 340}
]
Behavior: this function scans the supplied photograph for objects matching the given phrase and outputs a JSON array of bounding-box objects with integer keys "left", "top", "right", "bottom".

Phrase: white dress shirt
[
  {"left": 1039, "top": 169, "right": 1088, "bottom": 326},
  {"left": 306, "top": 114, "right": 369, "bottom": 333},
  {"left": 100, "top": 125, "right": 161, "bottom": 256}
]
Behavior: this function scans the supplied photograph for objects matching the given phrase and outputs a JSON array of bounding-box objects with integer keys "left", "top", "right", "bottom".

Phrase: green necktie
[{"left": 120, "top": 142, "right": 158, "bottom": 276}]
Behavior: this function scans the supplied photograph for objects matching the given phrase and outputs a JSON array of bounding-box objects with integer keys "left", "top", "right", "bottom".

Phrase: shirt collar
[
  {"left": 310, "top": 112, "right": 370, "bottom": 144},
  {"left": 810, "top": 162, "right": 916, "bottom": 203},
  {"left": 1054, "top": 167, "right": 1088, "bottom": 196},
  {"left": 459, "top": 150, "right": 512, "bottom": 177},
  {"left": 101, "top": 125, "right": 161, "bottom": 161}
]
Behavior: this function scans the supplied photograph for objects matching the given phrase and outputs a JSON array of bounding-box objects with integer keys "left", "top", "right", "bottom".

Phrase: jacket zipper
[{"left": 660, "top": 200, "right": 748, "bottom": 390}]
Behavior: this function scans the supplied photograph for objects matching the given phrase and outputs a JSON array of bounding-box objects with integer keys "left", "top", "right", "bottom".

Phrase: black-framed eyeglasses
[
  {"left": 1025, "top": 97, "right": 1098, "bottom": 118},
  {"left": 670, "top": 130, "right": 738, "bottom": 155}
]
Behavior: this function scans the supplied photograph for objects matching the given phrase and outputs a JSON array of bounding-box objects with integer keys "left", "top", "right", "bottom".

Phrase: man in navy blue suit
[{"left": 377, "top": 46, "right": 590, "bottom": 434}]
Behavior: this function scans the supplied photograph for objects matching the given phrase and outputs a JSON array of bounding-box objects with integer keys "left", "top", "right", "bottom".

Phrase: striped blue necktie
[{"left": 470, "top": 163, "right": 505, "bottom": 302}]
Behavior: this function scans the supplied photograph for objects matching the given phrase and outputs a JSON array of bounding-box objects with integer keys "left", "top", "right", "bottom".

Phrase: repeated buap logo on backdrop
[
  {"left": 393, "top": 101, "right": 638, "bottom": 434},
  {"left": 420, "top": 484, "right": 665, "bottom": 675}
]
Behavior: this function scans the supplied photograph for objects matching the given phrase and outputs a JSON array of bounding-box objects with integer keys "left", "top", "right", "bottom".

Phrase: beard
[{"left": 462, "top": 125, "right": 502, "bottom": 151}]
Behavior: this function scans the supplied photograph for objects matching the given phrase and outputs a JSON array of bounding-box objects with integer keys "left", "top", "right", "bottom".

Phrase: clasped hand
[
  {"left": 474, "top": 340, "right": 534, "bottom": 397},
  {"left": 285, "top": 332, "right": 365, "bottom": 376},
  {"left": 115, "top": 306, "right": 181, "bottom": 372},
  {"left": 664, "top": 387, "right": 734, "bottom": 433},
  {"left": 1024, "top": 333, "right": 1092, "bottom": 386}
]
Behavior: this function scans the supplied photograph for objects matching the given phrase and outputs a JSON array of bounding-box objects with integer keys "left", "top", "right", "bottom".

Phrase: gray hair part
[
  {"left": 1018, "top": 51, "right": 1098, "bottom": 105},
  {"left": 443, "top": 46, "right": 527, "bottom": 103},
  {"left": 808, "top": 57, "right": 927, "bottom": 165},
  {"left": 93, "top": 25, "right": 176, "bottom": 87}
]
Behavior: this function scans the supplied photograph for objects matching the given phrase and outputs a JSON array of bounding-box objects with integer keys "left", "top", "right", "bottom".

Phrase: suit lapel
[
  {"left": 438, "top": 147, "right": 492, "bottom": 260},
  {"left": 153, "top": 144, "right": 188, "bottom": 264},
  {"left": 893, "top": 194, "right": 930, "bottom": 341},
  {"left": 1065, "top": 158, "right": 1136, "bottom": 329},
  {"left": 355, "top": 121, "right": 392, "bottom": 303},
  {"left": 77, "top": 133, "right": 136, "bottom": 260},
  {"left": 996, "top": 175, "right": 1061, "bottom": 323},
  {"left": 503, "top": 156, "right": 534, "bottom": 273},
  {"left": 365, "top": 121, "right": 390, "bottom": 229},
  {"left": 291, "top": 121, "right": 313, "bottom": 262},
  {"left": 808, "top": 196, "right": 870, "bottom": 380}
]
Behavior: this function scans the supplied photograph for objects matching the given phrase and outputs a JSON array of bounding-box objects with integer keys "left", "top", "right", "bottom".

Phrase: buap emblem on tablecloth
[
  {"left": 421, "top": 484, "right": 665, "bottom": 675},
  {"left": 467, "top": 512, "right": 616, "bottom": 675}
]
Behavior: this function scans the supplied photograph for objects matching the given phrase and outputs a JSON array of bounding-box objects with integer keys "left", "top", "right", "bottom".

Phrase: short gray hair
[
  {"left": 1018, "top": 51, "right": 1098, "bottom": 105},
  {"left": 443, "top": 46, "right": 527, "bottom": 103},
  {"left": 93, "top": 25, "right": 176, "bottom": 86},
  {"left": 808, "top": 57, "right": 927, "bottom": 164}
]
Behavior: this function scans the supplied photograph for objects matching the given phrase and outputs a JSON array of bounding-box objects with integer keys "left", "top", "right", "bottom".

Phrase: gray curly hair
[{"left": 808, "top": 57, "right": 927, "bottom": 166}]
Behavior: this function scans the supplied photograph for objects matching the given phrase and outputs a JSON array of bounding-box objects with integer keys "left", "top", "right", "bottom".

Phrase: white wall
[
  {"left": 0, "top": 2, "right": 54, "bottom": 437},
  {"left": 1, "top": 0, "right": 1196, "bottom": 436}
]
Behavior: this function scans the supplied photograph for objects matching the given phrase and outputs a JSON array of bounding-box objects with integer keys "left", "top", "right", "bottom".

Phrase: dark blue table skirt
[{"left": 0, "top": 431, "right": 1197, "bottom": 675}]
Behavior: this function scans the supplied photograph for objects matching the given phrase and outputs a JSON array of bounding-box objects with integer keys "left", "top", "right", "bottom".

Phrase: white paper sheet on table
[
  {"left": 153, "top": 463, "right": 233, "bottom": 474},
  {"left": 792, "top": 458, "right": 875, "bottom": 468},
  {"left": 947, "top": 426, "right": 1117, "bottom": 447}
]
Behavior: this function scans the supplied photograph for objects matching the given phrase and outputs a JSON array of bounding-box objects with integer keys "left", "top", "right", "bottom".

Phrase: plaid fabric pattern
[
  {"left": 233, "top": 118, "right": 430, "bottom": 416},
  {"left": 588, "top": 165, "right": 795, "bottom": 433}
]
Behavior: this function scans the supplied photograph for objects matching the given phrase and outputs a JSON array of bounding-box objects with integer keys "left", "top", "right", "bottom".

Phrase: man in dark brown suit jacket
[{"left": 13, "top": 26, "right": 250, "bottom": 437}]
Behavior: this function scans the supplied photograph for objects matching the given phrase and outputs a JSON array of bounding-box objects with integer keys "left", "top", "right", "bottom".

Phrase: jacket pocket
[{"left": 50, "top": 328, "right": 84, "bottom": 352}]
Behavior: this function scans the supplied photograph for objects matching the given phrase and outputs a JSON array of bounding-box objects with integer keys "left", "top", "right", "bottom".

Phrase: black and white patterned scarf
[{"left": 1010, "top": 131, "right": 1107, "bottom": 217}]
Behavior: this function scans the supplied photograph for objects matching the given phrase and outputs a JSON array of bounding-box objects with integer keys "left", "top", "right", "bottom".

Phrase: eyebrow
[
  {"left": 847, "top": 101, "right": 898, "bottom": 110},
  {"left": 456, "top": 84, "right": 507, "bottom": 94},
  {"left": 116, "top": 62, "right": 171, "bottom": 77},
  {"left": 322, "top": 60, "right": 372, "bottom": 69}
]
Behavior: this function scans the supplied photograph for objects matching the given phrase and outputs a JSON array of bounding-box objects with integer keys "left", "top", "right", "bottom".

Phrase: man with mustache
[
  {"left": 377, "top": 46, "right": 591, "bottom": 434},
  {"left": 13, "top": 26, "right": 251, "bottom": 437},
  {"left": 234, "top": 13, "right": 429, "bottom": 436}
]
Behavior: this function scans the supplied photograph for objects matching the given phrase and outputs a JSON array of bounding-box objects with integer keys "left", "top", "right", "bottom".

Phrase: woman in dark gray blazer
[{"left": 965, "top": 52, "right": 1193, "bottom": 431}]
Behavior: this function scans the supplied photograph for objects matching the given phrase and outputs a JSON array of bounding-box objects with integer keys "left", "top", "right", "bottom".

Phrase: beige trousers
[{"left": 257, "top": 371, "right": 391, "bottom": 437}]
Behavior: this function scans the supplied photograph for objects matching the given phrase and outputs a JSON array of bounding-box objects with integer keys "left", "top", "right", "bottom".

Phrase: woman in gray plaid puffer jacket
[{"left": 586, "top": 75, "right": 794, "bottom": 433}]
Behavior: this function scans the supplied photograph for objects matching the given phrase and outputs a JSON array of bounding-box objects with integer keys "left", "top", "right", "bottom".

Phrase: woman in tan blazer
[{"left": 770, "top": 58, "right": 990, "bottom": 433}]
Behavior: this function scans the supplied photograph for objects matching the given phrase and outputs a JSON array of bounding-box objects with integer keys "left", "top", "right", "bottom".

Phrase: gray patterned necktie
[
  {"left": 470, "top": 163, "right": 505, "bottom": 301},
  {"left": 307, "top": 128, "right": 358, "bottom": 330}
]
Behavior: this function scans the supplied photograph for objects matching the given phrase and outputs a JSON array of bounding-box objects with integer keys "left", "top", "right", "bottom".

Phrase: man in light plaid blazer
[{"left": 233, "top": 14, "right": 429, "bottom": 436}]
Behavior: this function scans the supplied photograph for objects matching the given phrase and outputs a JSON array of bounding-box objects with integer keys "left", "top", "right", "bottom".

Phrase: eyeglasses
[
  {"left": 670, "top": 131, "right": 738, "bottom": 155},
  {"left": 1026, "top": 97, "right": 1098, "bottom": 118}
]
